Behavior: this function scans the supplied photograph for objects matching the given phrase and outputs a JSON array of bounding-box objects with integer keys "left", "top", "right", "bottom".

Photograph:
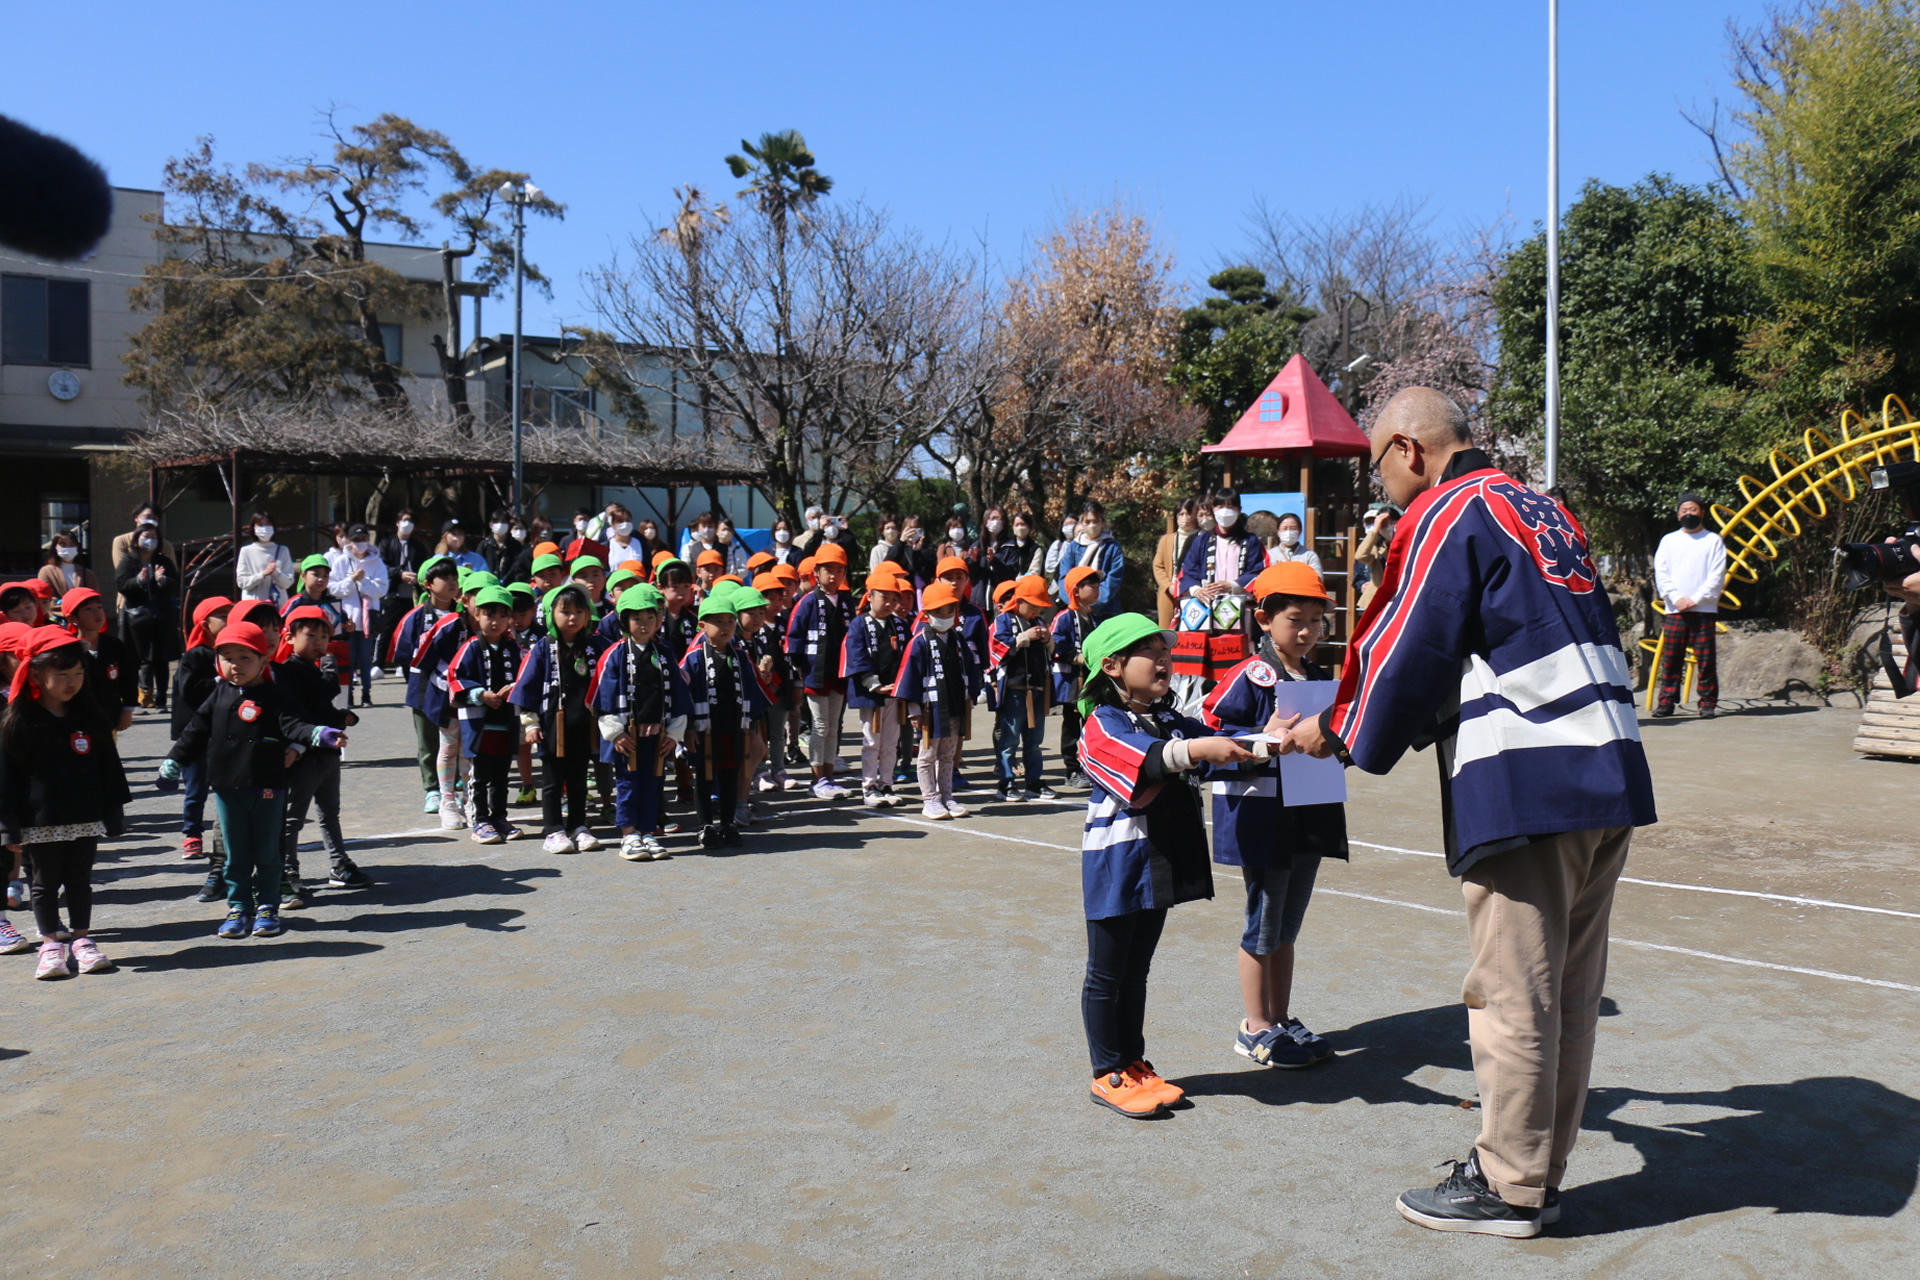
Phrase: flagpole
[{"left": 1544, "top": 0, "right": 1561, "bottom": 490}]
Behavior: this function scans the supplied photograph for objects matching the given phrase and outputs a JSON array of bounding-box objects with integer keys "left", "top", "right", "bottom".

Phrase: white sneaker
[
  {"left": 944, "top": 800, "right": 970, "bottom": 819},
  {"left": 440, "top": 810, "right": 468, "bottom": 831},
  {"left": 543, "top": 831, "right": 575, "bottom": 854},
  {"left": 756, "top": 774, "right": 780, "bottom": 793},
  {"left": 823, "top": 779, "right": 851, "bottom": 799},
  {"left": 571, "top": 827, "right": 602, "bottom": 852},
  {"left": 811, "top": 779, "right": 837, "bottom": 800},
  {"left": 862, "top": 788, "right": 887, "bottom": 809},
  {"left": 643, "top": 835, "right": 672, "bottom": 861},
  {"left": 919, "top": 804, "right": 951, "bottom": 820},
  {"left": 618, "top": 833, "right": 649, "bottom": 862},
  {"left": 782, "top": 776, "right": 807, "bottom": 791},
  {"left": 369, "top": 666, "right": 384, "bottom": 681}
]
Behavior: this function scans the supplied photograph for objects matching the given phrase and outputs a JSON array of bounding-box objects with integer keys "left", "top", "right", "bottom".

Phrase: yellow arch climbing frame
[{"left": 1637, "top": 396, "right": 1920, "bottom": 712}]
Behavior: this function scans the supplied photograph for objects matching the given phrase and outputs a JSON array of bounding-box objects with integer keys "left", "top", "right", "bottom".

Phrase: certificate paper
[{"left": 1268, "top": 679, "right": 1346, "bottom": 807}]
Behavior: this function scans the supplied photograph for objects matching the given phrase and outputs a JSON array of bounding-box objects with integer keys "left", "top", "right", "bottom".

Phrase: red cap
[
  {"left": 9, "top": 627, "right": 86, "bottom": 703},
  {"left": 566, "top": 537, "right": 609, "bottom": 564},
  {"left": 216, "top": 620, "right": 273, "bottom": 656},
  {"left": 185, "top": 596, "right": 234, "bottom": 650},
  {"left": 59, "top": 587, "right": 102, "bottom": 619},
  {"left": 27, "top": 579, "right": 55, "bottom": 599},
  {"left": 227, "top": 599, "right": 279, "bottom": 632}
]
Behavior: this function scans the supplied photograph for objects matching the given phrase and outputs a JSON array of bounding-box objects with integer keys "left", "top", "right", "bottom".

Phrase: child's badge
[
  {"left": 237, "top": 700, "right": 262, "bottom": 723},
  {"left": 70, "top": 730, "right": 91, "bottom": 755},
  {"left": 1246, "top": 660, "right": 1278, "bottom": 688},
  {"left": 107, "top": 663, "right": 120, "bottom": 681}
]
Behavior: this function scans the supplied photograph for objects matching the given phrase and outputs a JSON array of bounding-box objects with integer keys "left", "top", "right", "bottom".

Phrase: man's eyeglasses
[{"left": 1369, "top": 434, "right": 1403, "bottom": 471}]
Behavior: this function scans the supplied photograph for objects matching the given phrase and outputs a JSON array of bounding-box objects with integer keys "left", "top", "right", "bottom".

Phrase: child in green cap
[{"left": 448, "top": 585, "right": 523, "bottom": 843}]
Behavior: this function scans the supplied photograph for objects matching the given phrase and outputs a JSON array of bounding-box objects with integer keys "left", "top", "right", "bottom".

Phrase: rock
[{"left": 1713, "top": 624, "right": 1826, "bottom": 701}]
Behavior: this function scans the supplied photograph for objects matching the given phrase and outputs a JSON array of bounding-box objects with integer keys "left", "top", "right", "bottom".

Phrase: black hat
[{"left": 1676, "top": 492, "right": 1705, "bottom": 511}]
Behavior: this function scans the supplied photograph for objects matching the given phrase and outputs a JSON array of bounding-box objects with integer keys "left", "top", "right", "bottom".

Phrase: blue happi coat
[
  {"left": 509, "top": 631, "right": 610, "bottom": 759},
  {"left": 1201, "top": 650, "right": 1349, "bottom": 869},
  {"left": 587, "top": 637, "right": 692, "bottom": 764},
  {"left": 447, "top": 634, "right": 523, "bottom": 756},
  {"left": 1324, "top": 452, "right": 1657, "bottom": 873},
  {"left": 894, "top": 626, "right": 982, "bottom": 739},
  {"left": 404, "top": 613, "right": 467, "bottom": 726},
  {"left": 1077, "top": 703, "right": 1219, "bottom": 919},
  {"left": 680, "top": 637, "right": 771, "bottom": 734},
  {"left": 841, "top": 612, "right": 906, "bottom": 710}
]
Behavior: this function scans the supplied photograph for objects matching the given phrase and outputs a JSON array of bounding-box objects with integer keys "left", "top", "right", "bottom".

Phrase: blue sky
[{"left": 10, "top": 0, "right": 1769, "bottom": 332}]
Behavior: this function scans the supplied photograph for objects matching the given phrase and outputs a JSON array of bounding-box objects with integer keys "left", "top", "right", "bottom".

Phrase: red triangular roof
[{"left": 1201, "top": 354, "right": 1371, "bottom": 459}]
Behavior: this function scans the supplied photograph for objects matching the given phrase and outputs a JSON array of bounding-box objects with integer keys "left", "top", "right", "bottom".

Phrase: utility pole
[
  {"left": 1545, "top": 0, "right": 1562, "bottom": 490},
  {"left": 498, "top": 180, "right": 542, "bottom": 518}
]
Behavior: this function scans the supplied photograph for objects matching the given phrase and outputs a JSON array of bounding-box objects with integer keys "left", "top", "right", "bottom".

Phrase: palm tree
[
  {"left": 724, "top": 131, "right": 832, "bottom": 356},
  {"left": 659, "top": 186, "right": 730, "bottom": 513}
]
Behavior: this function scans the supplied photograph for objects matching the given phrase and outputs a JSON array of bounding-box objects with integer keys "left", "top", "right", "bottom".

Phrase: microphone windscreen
[{"left": 0, "top": 114, "right": 113, "bottom": 261}]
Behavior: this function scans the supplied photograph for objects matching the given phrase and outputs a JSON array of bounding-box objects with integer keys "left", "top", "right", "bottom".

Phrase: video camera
[{"left": 1835, "top": 461, "right": 1920, "bottom": 591}]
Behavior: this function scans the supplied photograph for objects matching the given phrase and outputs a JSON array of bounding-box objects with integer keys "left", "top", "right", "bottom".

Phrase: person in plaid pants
[{"left": 1652, "top": 494, "right": 1727, "bottom": 718}]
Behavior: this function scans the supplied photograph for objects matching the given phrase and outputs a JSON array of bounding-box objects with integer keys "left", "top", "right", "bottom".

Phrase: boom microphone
[{"left": 0, "top": 114, "right": 113, "bottom": 261}]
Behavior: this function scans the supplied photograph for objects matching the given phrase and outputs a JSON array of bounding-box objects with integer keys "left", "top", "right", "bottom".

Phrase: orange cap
[
  {"left": 651, "top": 549, "right": 678, "bottom": 569},
  {"left": 1249, "top": 561, "right": 1330, "bottom": 603},
  {"left": 771, "top": 563, "right": 800, "bottom": 584},
  {"left": 1062, "top": 564, "right": 1103, "bottom": 602},
  {"left": 696, "top": 549, "right": 725, "bottom": 568},
  {"left": 746, "top": 551, "right": 775, "bottom": 571},
  {"left": 1007, "top": 573, "right": 1054, "bottom": 612},
  {"left": 798, "top": 556, "right": 817, "bottom": 578},
  {"left": 752, "top": 572, "right": 786, "bottom": 593},
  {"left": 868, "top": 571, "right": 913, "bottom": 595},
  {"left": 935, "top": 555, "right": 969, "bottom": 580},
  {"left": 874, "top": 559, "right": 909, "bottom": 578},
  {"left": 715, "top": 574, "right": 743, "bottom": 587},
  {"left": 921, "top": 582, "right": 965, "bottom": 611},
  {"left": 532, "top": 541, "right": 561, "bottom": 560},
  {"left": 992, "top": 580, "right": 1017, "bottom": 606},
  {"left": 617, "top": 558, "right": 646, "bottom": 576},
  {"left": 812, "top": 542, "right": 849, "bottom": 566}
]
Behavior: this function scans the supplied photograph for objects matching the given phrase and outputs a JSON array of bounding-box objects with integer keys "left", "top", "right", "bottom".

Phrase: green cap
[
  {"left": 1077, "top": 613, "right": 1175, "bottom": 716},
  {"left": 299, "top": 553, "right": 331, "bottom": 573},
  {"left": 472, "top": 585, "right": 516, "bottom": 612},
  {"left": 653, "top": 557, "right": 691, "bottom": 579},
  {"left": 616, "top": 584, "right": 665, "bottom": 616},
  {"left": 419, "top": 554, "right": 455, "bottom": 580},
  {"left": 569, "top": 555, "right": 606, "bottom": 575},
  {"left": 531, "top": 553, "right": 564, "bottom": 574},
  {"left": 729, "top": 585, "right": 769, "bottom": 610},
  {"left": 460, "top": 569, "right": 500, "bottom": 593},
  {"left": 506, "top": 581, "right": 537, "bottom": 603},
  {"left": 605, "top": 568, "right": 639, "bottom": 594},
  {"left": 697, "top": 587, "right": 739, "bottom": 619}
]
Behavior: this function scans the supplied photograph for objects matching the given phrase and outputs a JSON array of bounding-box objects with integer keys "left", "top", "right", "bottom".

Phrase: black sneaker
[
  {"left": 195, "top": 875, "right": 224, "bottom": 904},
  {"left": 721, "top": 824, "right": 743, "bottom": 847},
  {"left": 1540, "top": 1188, "right": 1561, "bottom": 1226},
  {"left": 699, "top": 823, "right": 725, "bottom": 849},
  {"left": 1698, "top": 707, "right": 1717, "bottom": 720},
  {"left": 328, "top": 865, "right": 373, "bottom": 890},
  {"left": 1651, "top": 704, "right": 1675, "bottom": 718},
  {"left": 995, "top": 783, "right": 1015, "bottom": 802},
  {"left": 1396, "top": 1152, "right": 1541, "bottom": 1238}
]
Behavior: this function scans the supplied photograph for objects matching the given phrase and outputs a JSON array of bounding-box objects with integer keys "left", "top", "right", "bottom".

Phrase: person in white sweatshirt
[
  {"left": 328, "top": 523, "right": 390, "bottom": 706},
  {"left": 234, "top": 510, "right": 295, "bottom": 605},
  {"left": 1652, "top": 493, "right": 1728, "bottom": 718}
]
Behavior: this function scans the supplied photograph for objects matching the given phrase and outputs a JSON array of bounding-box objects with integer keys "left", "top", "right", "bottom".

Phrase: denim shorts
[{"left": 1241, "top": 856, "right": 1322, "bottom": 955}]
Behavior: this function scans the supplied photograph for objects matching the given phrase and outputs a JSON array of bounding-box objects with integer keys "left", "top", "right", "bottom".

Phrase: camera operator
[
  {"left": 1882, "top": 561, "right": 1920, "bottom": 676},
  {"left": 1652, "top": 493, "right": 1727, "bottom": 719}
]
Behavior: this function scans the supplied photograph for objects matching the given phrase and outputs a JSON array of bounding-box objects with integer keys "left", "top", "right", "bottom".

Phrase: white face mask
[
  {"left": 775, "top": 529, "right": 791, "bottom": 545},
  {"left": 927, "top": 613, "right": 957, "bottom": 633},
  {"left": 1198, "top": 513, "right": 1215, "bottom": 532},
  {"left": 698, "top": 528, "right": 715, "bottom": 543},
  {"left": 490, "top": 522, "right": 509, "bottom": 540},
  {"left": 510, "top": 527, "right": 527, "bottom": 542},
  {"left": 823, "top": 525, "right": 840, "bottom": 541},
  {"left": 614, "top": 522, "right": 634, "bottom": 538},
  {"left": 139, "top": 537, "right": 158, "bottom": 550},
  {"left": 351, "top": 539, "right": 371, "bottom": 554},
  {"left": 948, "top": 527, "right": 965, "bottom": 542},
  {"left": 1013, "top": 527, "right": 1029, "bottom": 542},
  {"left": 255, "top": 525, "right": 275, "bottom": 541},
  {"left": 397, "top": 520, "right": 414, "bottom": 537},
  {"left": 57, "top": 545, "right": 79, "bottom": 562},
  {"left": 574, "top": 519, "right": 589, "bottom": 533},
  {"left": 1213, "top": 507, "right": 1239, "bottom": 530},
  {"left": 1077, "top": 525, "right": 1097, "bottom": 544},
  {"left": 1061, "top": 522, "right": 1076, "bottom": 539},
  {"left": 807, "top": 515, "right": 822, "bottom": 530},
  {"left": 1278, "top": 528, "right": 1300, "bottom": 548},
  {"left": 985, "top": 518, "right": 1004, "bottom": 535}
]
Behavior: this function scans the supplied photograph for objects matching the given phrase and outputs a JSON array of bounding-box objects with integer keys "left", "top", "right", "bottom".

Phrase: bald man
[{"left": 1284, "top": 387, "right": 1656, "bottom": 1238}]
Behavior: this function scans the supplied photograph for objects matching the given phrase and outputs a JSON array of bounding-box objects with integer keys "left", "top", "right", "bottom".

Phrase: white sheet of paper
[{"left": 1267, "top": 679, "right": 1346, "bottom": 806}]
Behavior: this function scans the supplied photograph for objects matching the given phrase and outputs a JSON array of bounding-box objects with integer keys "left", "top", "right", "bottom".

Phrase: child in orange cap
[
  {"left": 785, "top": 542, "right": 854, "bottom": 799},
  {"left": 695, "top": 548, "right": 726, "bottom": 594},
  {"left": 989, "top": 575, "right": 1057, "bottom": 801},
  {"left": 896, "top": 581, "right": 982, "bottom": 818},
  {"left": 843, "top": 570, "right": 911, "bottom": 807},
  {"left": 1200, "top": 560, "right": 1345, "bottom": 1069},
  {"left": 1053, "top": 564, "right": 1105, "bottom": 788}
]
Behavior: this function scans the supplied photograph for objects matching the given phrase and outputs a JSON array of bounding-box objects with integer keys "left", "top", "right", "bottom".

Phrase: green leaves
[{"left": 1167, "top": 267, "right": 1310, "bottom": 441}]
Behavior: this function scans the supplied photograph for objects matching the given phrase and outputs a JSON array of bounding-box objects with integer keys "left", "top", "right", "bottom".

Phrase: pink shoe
[
  {"left": 0, "top": 918, "right": 30, "bottom": 955},
  {"left": 34, "top": 940, "right": 69, "bottom": 980},
  {"left": 70, "top": 937, "right": 114, "bottom": 974}
]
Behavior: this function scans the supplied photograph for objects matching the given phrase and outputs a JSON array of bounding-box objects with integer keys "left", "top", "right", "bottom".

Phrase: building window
[
  {"left": 1256, "top": 390, "right": 1284, "bottom": 423},
  {"left": 380, "top": 322, "right": 403, "bottom": 367},
  {"left": 2, "top": 275, "right": 91, "bottom": 367},
  {"left": 41, "top": 496, "right": 89, "bottom": 554}
]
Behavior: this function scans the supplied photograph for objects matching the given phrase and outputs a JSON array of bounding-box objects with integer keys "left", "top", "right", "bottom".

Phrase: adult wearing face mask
[
  {"left": 235, "top": 510, "right": 296, "bottom": 604},
  {"left": 715, "top": 517, "right": 751, "bottom": 576},
  {"left": 114, "top": 521, "right": 181, "bottom": 708},
  {"left": 602, "top": 503, "right": 645, "bottom": 570},
  {"left": 327, "top": 523, "right": 390, "bottom": 706},
  {"left": 1172, "top": 488, "right": 1267, "bottom": 712},
  {"left": 498, "top": 515, "right": 534, "bottom": 585},
  {"left": 376, "top": 510, "right": 430, "bottom": 658},
  {"left": 1266, "top": 512, "right": 1324, "bottom": 576},
  {"left": 1151, "top": 499, "right": 1203, "bottom": 630},
  {"left": 1651, "top": 492, "right": 1727, "bottom": 720},
  {"left": 869, "top": 515, "right": 909, "bottom": 577},
  {"left": 560, "top": 508, "right": 596, "bottom": 554},
  {"left": 40, "top": 531, "right": 98, "bottom": 601},
  {"left": 108, "top": 503, "right": 176, "bottom": 573},
  {"left": 476, "top": 508, "right": 518, "bottom": 578},
  {"left": 769, "top": 517, "right": 801, "bottom": 566},
  {"left": 680, "top": 511, "right": 719, "bottom": 564},
  {"left": 968, "top": 506, "right": 1022, "bottom": 611},
  {"left": 1044, "top": 514, "right": 1078, "bottom": 591},
  {"left": 790, "top": 505, "right": 828, "bottom": 561},
  {"left": 1052, "top": 500, "right": 1124, "bottom": 621}
]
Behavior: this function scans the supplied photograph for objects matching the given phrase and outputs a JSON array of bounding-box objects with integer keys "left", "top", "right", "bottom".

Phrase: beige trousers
[{"left": 1461, "top": 826, "right": 1632, "bottom": 1207}]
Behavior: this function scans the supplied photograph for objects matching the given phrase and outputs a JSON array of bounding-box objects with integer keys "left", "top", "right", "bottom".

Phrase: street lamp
[
  {"left": 1545, "top": 0, "right": 1561, "bottom": 490},
  {"left": 497, "top": 180, "right": 543, "bottom": 519}
]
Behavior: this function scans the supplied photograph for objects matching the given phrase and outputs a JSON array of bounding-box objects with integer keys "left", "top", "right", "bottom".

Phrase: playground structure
[{"left": 1694, "top": 395, "right": 1920, "bottom": 758}]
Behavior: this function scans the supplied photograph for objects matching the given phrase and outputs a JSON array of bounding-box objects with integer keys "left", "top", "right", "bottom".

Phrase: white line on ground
[
  {"left": 1349, "top": 839, "right": 1920, "bottom": 922},
  {"left": 882, "top": 816, "right": 1920, "bottom": 994}
]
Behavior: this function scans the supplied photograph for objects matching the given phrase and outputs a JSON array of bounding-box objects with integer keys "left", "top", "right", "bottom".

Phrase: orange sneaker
[
  {"left": 1128, "top": 1060, "right": 1185, "bottom": 1106},
  {"left": 1089, "top": 1069, "right": 1165, "bottom": 1119}
]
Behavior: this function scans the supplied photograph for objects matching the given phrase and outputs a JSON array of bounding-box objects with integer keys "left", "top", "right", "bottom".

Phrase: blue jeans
[
  {"left": 614, "top": 758, "right": 664, "bottom": 832},
  {"left": 347, "top": 633, "right": 374, "bottom": 696},
  {"left": 181, "top": 757, "right": 210, "bottom": 836},
  {"left": 994, "top": 687, "right": 1046, "bottom": 789}
]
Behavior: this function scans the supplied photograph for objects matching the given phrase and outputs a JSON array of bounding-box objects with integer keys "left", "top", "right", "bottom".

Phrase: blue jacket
[
  {"left": 679, "top": 637, "right": 771, "bottom": 734},
  {"left": 1077, "top": 703, "right": 1218, "bottom": 919},
  {"left": 1324, "top": 452, "right": 1657, "bottom": 873},
  {"left": 509, "top": 632, "right": 610, "bottom": 759},
  {"left": 1175, "top": 530, "right": 1267, "bottom": 598},
  {"left": 784, "top": 588, "right": 853, "bottom": 692},
  {"left": 1050, "top": 608, "right": 1093, "bottom": 706},
  {"left": 1055, "top": 533, "right": 1125, "bottom": 619},
  {"left": 842, "top": 612, "right": 907, "bottom": 710},
  {"left": 447, "top": 634, "right": 522, "bottom": 756},
  {"left": 895, "top": 626, "right": 982, "bottom": 739},
  {"left": 1201, "top": 649, "right": 1349, "bottom": 869},
  {"left": 404, "top": 613, "right": 467, "bottom": 726},
  {"left": 588, "top": 637, "right": 692, "bottom": 764}
]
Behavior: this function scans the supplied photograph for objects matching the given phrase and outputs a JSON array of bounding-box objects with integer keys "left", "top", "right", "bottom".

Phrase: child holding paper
[{"left": 1201, "top": 561, "right": 1349, "bottom": 1070}]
